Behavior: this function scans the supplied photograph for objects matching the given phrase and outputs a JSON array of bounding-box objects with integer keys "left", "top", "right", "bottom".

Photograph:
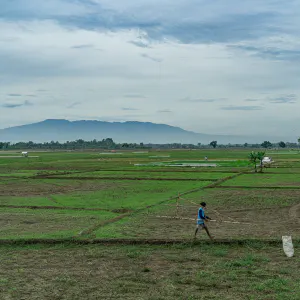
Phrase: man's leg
[
  {"left": 194, "top": 226, "right": 199, "bottom": 237},
  {"left": 194, "top": 223, "right": 204, "bottom": 238},
  {"left": 204, "top": 225, "right": 213, "bottom": 240},
  {"left": 194, "top": 223, "right": 203, "bottom": 237}
]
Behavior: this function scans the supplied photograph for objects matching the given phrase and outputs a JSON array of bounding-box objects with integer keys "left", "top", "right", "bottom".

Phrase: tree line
[{"left": 0, "top": 138, "right": 299, "bottom": 150}]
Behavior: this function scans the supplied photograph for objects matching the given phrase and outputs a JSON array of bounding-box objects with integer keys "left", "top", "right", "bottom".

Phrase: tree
[
  {"left": 210, "top": 141, "right": 217, "bottom": 148},
  {"left": 244, "top": 143, "right": 248, "bottom": 148},
  {"left": 249, "top": 151, "right": 266, "bottom": 173},
  {"left": 278, "top": 141, "right": 286, "bottom": 148},
  {"left": 261, "top": 141, "right": 272, "bottom": 149}
]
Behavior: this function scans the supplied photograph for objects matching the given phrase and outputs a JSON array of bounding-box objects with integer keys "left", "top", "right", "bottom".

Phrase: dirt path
[
  {"left": 78, "top": 213, "right": 132, "bottom": 237},
  {"left": 0, "top": 204, "right": 131, "bottom": 213},
  {"left": 0, "top": 238, "right": 287, "bottom": 246},
  {"left": 215, "top": 186, "right": 300, "bottom": 189},
  {"left": 33, "top": 176, "right": 218, "bottom": 181}
]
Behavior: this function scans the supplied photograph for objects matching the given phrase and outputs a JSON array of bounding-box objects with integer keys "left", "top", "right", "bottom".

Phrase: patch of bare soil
[
  {"left": 201, "top": 188, "right": 300, "bottom": 202},
  {"left": 0, "top": 205, "right": 116, "bottom": 212},
  {"left": 0, "top": 180, "right": 122, "bottom": 197},
  {"left": 125, "top": 204, "right": 300, "bottom": 241},
  {"left": 0, "top": 212, "right": 101, "bottom": 236}
]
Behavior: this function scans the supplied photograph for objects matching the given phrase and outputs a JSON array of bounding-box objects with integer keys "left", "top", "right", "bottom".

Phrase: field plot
[
  {"left": 260, "top": 167, "right": 300, "bottom": 174},
  {"left": 0, "top": 176, "right": 212, "bottom": 240},
  {"left": 1, "top": 243, "right": 299, "bottom": 300},
  {"left": 0, "top": 207, "right": 117, "bottom": 239},
  {"left": 0, "top": 178, "right": 118, "bottom": 197},
  {"left": 0, "top": 179, "right": 211, "bottom": 209},
  {"left": 54, "top": 170, "right": 234, "bottom": 180},
  {"left": 94, "top": 188, "right": 300, "bottom": 240},
  {"left": 221, "top": 173, "right": 300, "bottom": 187}
]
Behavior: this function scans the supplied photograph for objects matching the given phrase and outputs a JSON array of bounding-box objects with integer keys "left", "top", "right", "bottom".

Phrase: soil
[
  {"left": 0, "top": 180, "right": 121, "bottom": 197},
  {"left": 122, "top": 204, "right": 300, "bottom": 240}
]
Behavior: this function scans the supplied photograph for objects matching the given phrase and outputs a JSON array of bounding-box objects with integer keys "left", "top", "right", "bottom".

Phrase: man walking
[{"left": 194, "top": 202, "right": 213, "bottom": 240}]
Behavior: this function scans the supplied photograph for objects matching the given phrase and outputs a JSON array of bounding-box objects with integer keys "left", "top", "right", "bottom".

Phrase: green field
[
  {"left": 1, "top": 149, "right": 299, "bottom": 299},
  {"left": 222, "top": 173, "right": 300, "bottom": 187}
]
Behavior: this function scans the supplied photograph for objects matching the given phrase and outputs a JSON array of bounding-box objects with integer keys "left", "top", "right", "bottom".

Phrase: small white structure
[
  {"left": 262, "top": 156, "right": 273, "bottom": 164},
  {"left": 21, "top": 151, "right": 28, "bottom": 157},
  {"left": 282, "top": 236, "right": 294, "bottom": 257}
]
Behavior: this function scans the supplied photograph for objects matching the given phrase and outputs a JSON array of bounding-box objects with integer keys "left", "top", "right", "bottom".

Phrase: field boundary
[
  {"left": 215, "top": 186, "right": 300, "bottom": 189},
  {"left": 0, "top": 205, "right": 131, "bottom": 213},
  {"left": 78, "top": 213, "right": 132, "bottom": 237},
  {"left": 32, "top": 176, "right": 218, "bottom": 181},
  {"left": 34, "top": 169, "right": 243, "bottom": 175},
  {"left": 0, "top": 238, "right": 295, "bottom": 246}
]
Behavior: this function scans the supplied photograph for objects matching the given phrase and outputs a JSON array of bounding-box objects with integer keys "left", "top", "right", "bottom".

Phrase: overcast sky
[{"left": 0, "top": 0, "right": 299, "bottom": 137}]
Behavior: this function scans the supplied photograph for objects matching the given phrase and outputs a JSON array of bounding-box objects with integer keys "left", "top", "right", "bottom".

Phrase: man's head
[{"left": 200, "top": 202, "right": 206, "bottom": 208}]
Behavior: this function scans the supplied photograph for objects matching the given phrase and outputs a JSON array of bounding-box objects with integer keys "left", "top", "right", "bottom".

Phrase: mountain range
[{"left": 0, "top": 119, "right": 294, "bottom": 144}]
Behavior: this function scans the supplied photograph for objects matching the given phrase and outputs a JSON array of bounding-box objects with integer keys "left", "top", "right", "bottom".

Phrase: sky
[{"left": 0, "top": 0, "right": 299, "bottom": 137}]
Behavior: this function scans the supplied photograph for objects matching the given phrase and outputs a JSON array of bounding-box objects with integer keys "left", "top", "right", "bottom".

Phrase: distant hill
[{"left": 0, "top": 119, "right": 290, "bottom": 144}]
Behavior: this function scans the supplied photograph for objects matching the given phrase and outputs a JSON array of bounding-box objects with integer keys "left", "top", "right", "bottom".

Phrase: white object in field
[
  {"left": 21, "top": 151, "right": 28, "bottom": 157},
  {"left": 262, "top": 157, "right": 272, "bottom": 163},
  {"left": 282, "top": 236, "right": 294, "bottom": 257}
]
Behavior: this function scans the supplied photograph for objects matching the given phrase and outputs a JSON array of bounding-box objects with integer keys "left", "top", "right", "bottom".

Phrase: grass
[
  {"left": 0, "top": 243, "right": 299, "bottom": 300},
  {"left": 0, "top": 207, "right": 117, "bottom": 239},
  {"left": 50, "top": 180, "right": 211, "bottom": 210},
  {"left": 182, "top": 188, "right": 300, "bottom": 208},
  {"left": 0, "top": 195, "right": 63, "bottom": 207},
  {"left": 222, "top": 173, "right": 300, "bottom": 187},
  {"left": 59, "top": 170, "right": 234, "bottom": 179}
]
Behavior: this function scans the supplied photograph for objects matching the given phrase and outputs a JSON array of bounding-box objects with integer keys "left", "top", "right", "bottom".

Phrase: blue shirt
[{"left": 197, "top": 207, "right": 209, "bottom": 224}]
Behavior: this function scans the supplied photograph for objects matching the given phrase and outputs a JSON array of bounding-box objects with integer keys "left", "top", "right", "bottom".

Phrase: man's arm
[{"left": 199, "top": 209, "right": 205, "bottom": 220}]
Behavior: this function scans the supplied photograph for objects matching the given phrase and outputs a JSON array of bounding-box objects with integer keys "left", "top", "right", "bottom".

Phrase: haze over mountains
[{"left": 0, "top": 119, "right": 295, "bottom": 144}]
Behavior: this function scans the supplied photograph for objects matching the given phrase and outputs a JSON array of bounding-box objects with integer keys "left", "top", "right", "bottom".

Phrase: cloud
[
  {"left": 221, "top": 105, "right": 263, "bottom": 111},
  {"left": 157, "top": 109, "right": 172, "bottom": 113},
  {"left": 267, "top": 94, "right": 297, "bottom": 104},
  {"left": 245, "top": 98, "right": 259, "bottom": 102},
  {"left": 0, "top": 0, "right": 300, "bottom": 138},
  {"left": 71, "top": 44, "right": 94, "bottom": 49},
  {"left": 7, "top": 93, "right": 22, "bottom": 97},
  {"left": 129, "top": 40, "right": 151, "bottom": 48},
  {"left": 181, "top": 97, "right": 226, "bottom": 103},
  {"left": 0, "top": 1, "right": 281, "bottom": 45},
  {"left": 2, "top": 100, "right": 33, "bottom": 108},
  {"left": 67, "top": 102, "right": 81, "bottom": 109},
  {"left": 141, "top": 53, "right": 162, "bottom": 63},
  {"left": 123, "top": 94, "right": 147, "bottom": 99},
  {"left": 122, "top": 107, "right": 139, "bottom": 111},
  {"left": 229, "top": 45, "right": 300, "bottom": 62}
]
